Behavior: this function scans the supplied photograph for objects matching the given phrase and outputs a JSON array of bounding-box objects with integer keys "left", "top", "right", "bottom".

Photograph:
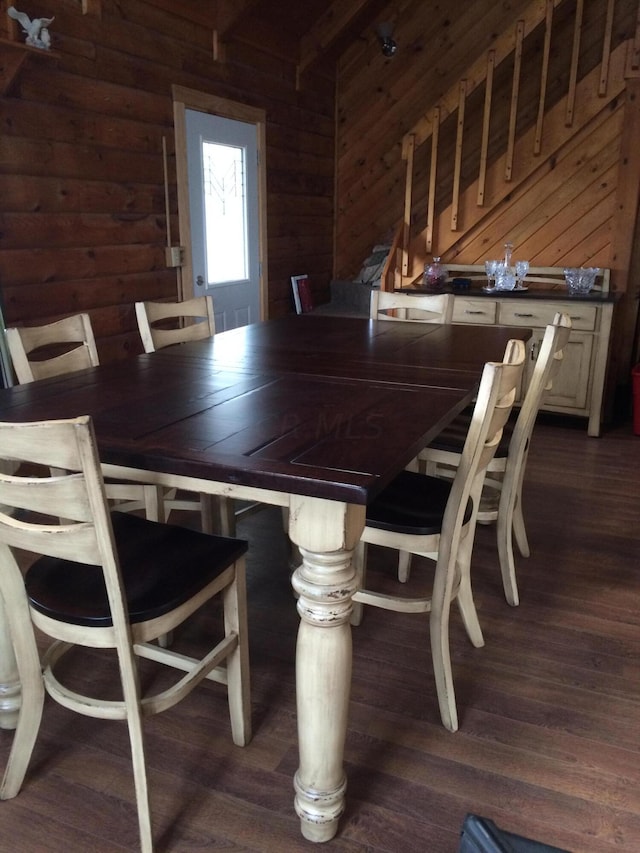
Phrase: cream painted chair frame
[
  {"left": 135, "top": 295, "right": 215, "bottom": 353},
  {"left": 417, "top": 313, "right": 572, "bottom": 606},
  {"left": 370, "top": 290, "right": 453, "bottom": 323},
  {"left": 352, "top": 339, "right": 525, "bottom": 732},
  {"left": 135, "top": 296, "right": 219, "bottom": 531},
  {"left": 6, "top": 313, "right": 100, "bottom": 384},
  {"left": 135, "top": 296, "right": 258, "bottom": 535},
  {"left": 5, "top": 314, "right": 160, "bottom": 520},
  {"left": 0, "top": 416, "right": 251, "bottom": 853}
]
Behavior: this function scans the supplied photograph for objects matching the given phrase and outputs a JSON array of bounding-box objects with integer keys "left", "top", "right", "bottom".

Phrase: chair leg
[
  {"left": 497, "top": 511, "right": 519, "bottom": 607},
  {"left": 350, "top": 541, "right": 367, "bottom": 627},
  {"left": 455, "top": 561, "right": 484, "bottom": 649},
  {"left": 512, "top": 491, "right": 530, "bottom": 558},
  {"left": 126, "top": 707, "right": 153, "bottom": 853},
  {"left": 397, "top": 550, "right": 412, "bottom": 582},
  {"left": 496, "top": 466, "right": 529, "bottom": 607},
  {"left": 0, "top": 676, "right": 44, "bottom": 801},
  {"left": 199, "top": 493, "right": 217, "bottom": 535},
  {"left": 429, "top": 602, "right": 458, "bottom": 733},
  {"left": 0, "top": 569, "right": 45, "bottom": 801},
  {"left": 213, "top": 495, "right": 237, "bottom": 537},
  {"left": 430, "top": 535, "right": 466, "bottom": 732},
  {"left": 119, "top": 653, "right": 153, "bottom": 853},
  {"left": 143, "top": 485, "right": 163, "bottom": 522},
  {"left": 222, "top": 558, "right": 252, "bottom": 747}
]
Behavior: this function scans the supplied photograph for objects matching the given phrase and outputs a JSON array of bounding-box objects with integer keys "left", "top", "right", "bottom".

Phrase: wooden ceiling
[{"left": 214, "top": 0, "right": 391, "bottom": 71}]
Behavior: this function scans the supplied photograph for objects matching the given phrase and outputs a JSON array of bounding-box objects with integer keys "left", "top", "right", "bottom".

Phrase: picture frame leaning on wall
[{"left": 291, "top": 275, "right": 314, "bottom": 314}]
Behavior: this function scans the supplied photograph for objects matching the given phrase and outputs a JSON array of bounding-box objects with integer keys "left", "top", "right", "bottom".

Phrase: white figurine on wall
[{"left": 7, "top": 6, "right": 54, "bottom": 50}]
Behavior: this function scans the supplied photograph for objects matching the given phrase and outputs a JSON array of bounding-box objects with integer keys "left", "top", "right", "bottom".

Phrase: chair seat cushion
[
  {"left": 427, "top": 406, "right": 513, "bottom": 458},
  {"left": 25, "top": 512, "right": 248, "bottom": 628},
  {"left": 366, "top": 470, "right": 473, "bottom": 535}
]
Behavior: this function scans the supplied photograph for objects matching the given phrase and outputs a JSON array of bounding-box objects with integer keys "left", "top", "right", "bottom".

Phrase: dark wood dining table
[{"left": 0, "top": 314, "right": 530, "bottom": 842}]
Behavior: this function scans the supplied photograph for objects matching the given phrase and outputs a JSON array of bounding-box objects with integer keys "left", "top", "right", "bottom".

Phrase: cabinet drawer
[
  {"left": 452, "top": 299, "right": 497, "bottom": 324},
  {"left": 498, "top": 301, "right": 597, "bottom": 331}
]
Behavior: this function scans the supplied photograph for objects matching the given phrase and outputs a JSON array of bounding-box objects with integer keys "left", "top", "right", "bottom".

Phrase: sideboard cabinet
[{"left": 405, "top": 266, "right": 615, "bottom": 436}]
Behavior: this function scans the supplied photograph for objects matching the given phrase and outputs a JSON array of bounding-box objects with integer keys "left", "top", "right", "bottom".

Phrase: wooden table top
[{"left": 0, "top": 315, "right": 529, "bottom": 505}]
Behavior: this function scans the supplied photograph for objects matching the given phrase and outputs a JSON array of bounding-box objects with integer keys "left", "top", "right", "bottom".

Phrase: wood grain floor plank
[{"left": 1, "top": 418, "right": 639, "bottom": 850}]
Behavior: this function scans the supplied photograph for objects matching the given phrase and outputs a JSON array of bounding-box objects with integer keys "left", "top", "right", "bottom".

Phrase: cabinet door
[{"left": 526, "top": 330, "right": 593, "bottom": 411}]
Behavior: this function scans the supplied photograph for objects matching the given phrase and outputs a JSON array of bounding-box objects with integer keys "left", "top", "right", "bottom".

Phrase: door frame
[{"left": 172, "top": 85, "right": 268, "bottom": 320}]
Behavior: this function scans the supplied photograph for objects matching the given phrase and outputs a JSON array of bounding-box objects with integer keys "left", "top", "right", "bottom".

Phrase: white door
[{"left": 186, "top": 109, "right": 261, "bottom": 330}]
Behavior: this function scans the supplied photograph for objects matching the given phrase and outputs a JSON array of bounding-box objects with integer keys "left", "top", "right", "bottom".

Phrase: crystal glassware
[
  {"left": 423, "top": 257, "right": 448, "bottom": 292},
  {"left": 484, "top": 259, "right": 500, "bottom": 290},
  {"left": 495, "top": 267, "right": 516, "bottom": 291},
  {"left": 515, "top": 260, "right": 529, "bottom": 289},
  {"left": 503, "top": 242, "right": 514, "bottom": 269},
  {"left": 563, "top": 267, "right": 599, "bottom": 296}
]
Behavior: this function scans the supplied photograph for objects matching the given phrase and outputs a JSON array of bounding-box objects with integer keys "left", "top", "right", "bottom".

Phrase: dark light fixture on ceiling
[{"left": 376, "top": 22, "right": 397, "bottom": 57}]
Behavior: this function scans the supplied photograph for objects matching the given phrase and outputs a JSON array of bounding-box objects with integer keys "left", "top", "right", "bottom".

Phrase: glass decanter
[{"left": 423, "top": 256, "right": 448, "bottom": 292}]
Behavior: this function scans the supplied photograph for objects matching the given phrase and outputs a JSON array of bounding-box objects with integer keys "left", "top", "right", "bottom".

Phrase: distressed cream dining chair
[
  {"left": 370, "top": 289, "right": 453, "bottom": 323},
  {"left": 5, "top": 314, "right": 161, "bottom": 520},
  {"left": 415, "top": 313, "right": 572, "bottom": 606},
  {"left": 135, "top": 294, "right": 216, "bottom": 353},
  {"left": 135, "top": 296, "right": 258, "bottom": 535},
  {"left": 351, "top": 338, "right": 525, "bottom": 732},
  {"left": 6, "top": 313, "right": 100, "bottom": 384},
  {"left": 0, "top": 415, "right": 251, "bottom": 853}
]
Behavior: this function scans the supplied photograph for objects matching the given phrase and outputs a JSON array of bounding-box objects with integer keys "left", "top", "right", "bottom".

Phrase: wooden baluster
[
  {"left": 599, "top": 0, "right": 615, "bottom": 95},
  {"left": 505, "top": 20, "right": 524, "bottom": 181},
  {"left": 566, "top": 0, "right": 583, "bottom": 126},
  {"left": 632, "top": 0, "right": 640, "bottom": 71},
  {"left": 451, "top": 80, "right": 466, "bottom": 231},
  {"left": 477, "top": 50, "right": 495, "bottom": 207},
  {"left": 426, "top": 105, "right": 440, "bottom": 255},
  {"left": 379, "top": 224, "right": 402, "bottom": 292},
  {"left": 401, "top": 134, "right": 415, "bottom": 278},
  {"left": 534, "top": 0, "right": 554, "bottom": 155}
]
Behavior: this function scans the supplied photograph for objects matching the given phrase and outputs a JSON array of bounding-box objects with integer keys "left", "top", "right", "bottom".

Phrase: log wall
[
  {"left": 0, "top": 0, "right": 335, "bottom": 363},
  {"left": 2, "top": 0, "right": 639, "bottom": 386}
]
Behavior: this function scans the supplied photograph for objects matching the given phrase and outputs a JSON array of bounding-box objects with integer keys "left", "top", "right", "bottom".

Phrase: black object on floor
[{"left": 459, "top": 814, "right": 570, "bottom": 853}]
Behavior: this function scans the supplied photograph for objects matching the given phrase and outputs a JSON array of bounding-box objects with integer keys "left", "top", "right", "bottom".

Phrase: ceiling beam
[
  {"left": 213, "top": 0, "right": 261, "bottom": 59},
  {"left": 215, "top": 0, "right": 259, "bottom": 37},
  {"left": 297, "top": 0, "right": 373, "bottom": 76}
]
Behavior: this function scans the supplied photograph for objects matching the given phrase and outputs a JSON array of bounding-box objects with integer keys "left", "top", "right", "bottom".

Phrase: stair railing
[{"left": 391, "top": 0, "right": 633, "bottom": 289}]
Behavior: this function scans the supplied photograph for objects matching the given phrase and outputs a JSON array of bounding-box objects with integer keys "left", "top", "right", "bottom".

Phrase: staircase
[{"left": 381, "top": 0, "right": 640, "bottom": 290}]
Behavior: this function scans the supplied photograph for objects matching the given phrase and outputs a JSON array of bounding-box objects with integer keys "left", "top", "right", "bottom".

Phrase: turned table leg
[{"left": 289, "top": 496, "right": 365, "bottom": 842}]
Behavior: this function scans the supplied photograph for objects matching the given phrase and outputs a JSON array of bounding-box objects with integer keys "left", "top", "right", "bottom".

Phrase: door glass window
[{"left": 202, "top": 141, "right": 248, "bottom": 284}]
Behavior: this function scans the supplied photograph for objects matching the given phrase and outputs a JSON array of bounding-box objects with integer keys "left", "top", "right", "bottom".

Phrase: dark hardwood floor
[{"left": 1, "top": 416, "right": 639, "bottom": 852}]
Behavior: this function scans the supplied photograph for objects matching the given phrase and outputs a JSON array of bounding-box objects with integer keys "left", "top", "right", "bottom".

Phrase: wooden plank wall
[
  {"left": 336, "top": 0, "right": 531, "bottom": 278},
  {"left": 0, "top": 0, "right": 335, "bottom": 363},
  {"left": 335, "top": 0, "right": 638, "bottom": 280},
  {"left": 335, "top": 0, "right": 640, "bottom": 387}
]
